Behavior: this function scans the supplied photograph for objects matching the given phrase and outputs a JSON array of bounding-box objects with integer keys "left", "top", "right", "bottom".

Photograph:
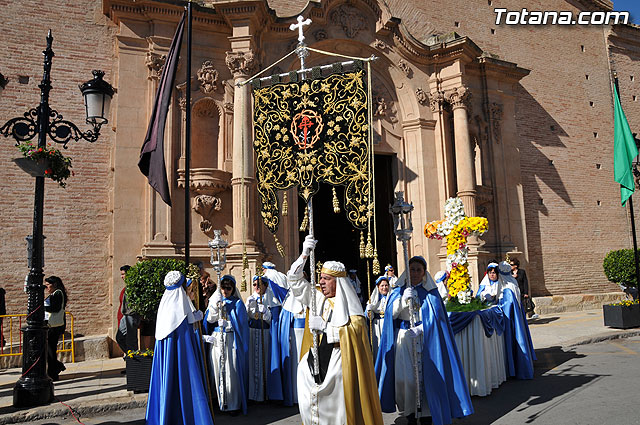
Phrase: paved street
[{"left": 20, "top": 335, "right": 640, "bottom": 425}]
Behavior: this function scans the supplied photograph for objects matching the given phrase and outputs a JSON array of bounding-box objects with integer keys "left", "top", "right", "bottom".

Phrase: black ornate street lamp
[{"left": 0, "top": 31, "right": 113, "bottom": 407}]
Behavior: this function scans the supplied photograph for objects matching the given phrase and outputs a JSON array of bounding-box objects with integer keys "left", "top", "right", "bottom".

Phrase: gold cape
[{"left": 300, "top": 311, "right": 383, "bottom": 425}]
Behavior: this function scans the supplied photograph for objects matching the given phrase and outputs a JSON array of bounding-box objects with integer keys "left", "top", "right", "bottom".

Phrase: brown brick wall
[
  {"left": 0, "top": 0, "right": 117, "bottom": 336},
  {"left": 385, "top": 0, "right": 635, "bottom": 296}
]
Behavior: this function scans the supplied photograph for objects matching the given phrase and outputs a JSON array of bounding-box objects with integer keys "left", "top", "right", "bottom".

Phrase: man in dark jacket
[{"left": 510, "top": 258, "right": 538, "bottom": 319}]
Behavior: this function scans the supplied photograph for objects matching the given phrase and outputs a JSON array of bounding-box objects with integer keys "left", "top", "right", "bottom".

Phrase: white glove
[
  {"left": 302, "top": 235, "right": 317, "bottom": 256},
  {"left": 203, "top": 334, "right": 216, "bottom": 344},
  {"left": 309, "top": 315, "right": 326, "bottom": 332},
  {"left": 406, "top": 325, "right": 423, "bottom": 339},
  {"left": 192, "top": 310, "right": 204, "bottom": 322},
  {"left": 365, "top": 304, "right": 372, "bottom": 314},
  {"left": 402, "top": 287, "right": 416, "bottom": 305},
  {"left": 218, "top": 319, "right": 228, "bottom": 329},
  {"left": 258, "top": 304, "right": 267, "bottom": 314}
]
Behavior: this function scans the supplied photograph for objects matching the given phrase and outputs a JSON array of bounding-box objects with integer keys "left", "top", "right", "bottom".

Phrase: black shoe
[
  {"left": 407, "top": 414, "right": 417, "bottom": 425},
  {"left": 419, "top": 417, "right": 432, "bottom": 425}
]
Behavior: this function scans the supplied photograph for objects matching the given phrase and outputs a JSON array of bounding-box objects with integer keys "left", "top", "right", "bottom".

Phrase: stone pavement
[{"left": 0, "top": 308, "right": 638, "bottom": 424}]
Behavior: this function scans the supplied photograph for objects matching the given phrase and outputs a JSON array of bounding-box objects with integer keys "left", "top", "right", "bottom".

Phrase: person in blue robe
[
  {"left": 145, "top": 271, "right": 214, "bottom": 425},
  {"left": 246, "top": 275, "right": 284, "bottom": 402},
  {"left": 204, "top": 275, "right": 249, "bottom": 415},
  {"left": 263, "top": 263, "right": 305, "bottom": 406},
  {"left": 365, "top": 275, "right": 391, "bottom": 358},
  {"left": 375, "top": 256, "right": 473, "bottom": 425}
]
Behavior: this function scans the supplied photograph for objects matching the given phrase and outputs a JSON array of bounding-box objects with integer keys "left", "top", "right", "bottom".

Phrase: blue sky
[{"left": 613, "top": 0, "right": 640, "bottom": 25}]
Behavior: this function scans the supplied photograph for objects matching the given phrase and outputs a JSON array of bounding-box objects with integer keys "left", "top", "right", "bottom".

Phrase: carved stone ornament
[
  {"left": 415, "top": 88, "right": 428, "bottom": 105},
  {"left": 314, "top": 29, "right": 327, "bottom": 41},
  {"left": 193, "top": 194, "right": 222, "bottom": 238},
  {"left": 373, "top": 96, "right": 388, "bottom": 117},
  {"left": 373, "top": 39, "right": 388, "bottom": 50},
  {"left": 197, "top": 60, "right": 219, "bottom": 94},
  {"left": 397, "top": 59, "right": 411, "bottom": 77},
  {"left": 223, "top": 101, "right": 234, "bottom": 113},
  {"left": 330, "top": 5, "right": 367, "bottom": 38},
  {"left": 429, "top": 89, "right": 445, "bottom": 112},
  {"left": 490, "top": 102, "right": 503, "bottom": 141},
  {"left": 145, "top": 51, "right": 166, "bottom": 80},
  {"left": 225, "top": 50, "right": 257, "bottom": 77},
  {"left": 446, "top": 86, "right": 471, "bottom": 109}
]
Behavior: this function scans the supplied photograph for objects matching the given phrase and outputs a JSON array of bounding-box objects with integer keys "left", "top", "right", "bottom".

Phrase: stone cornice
[
  {"left": 609, "top": 24, "right": 640, "bottom": 51},
  {"left": 102, "top": 0, "right": 228, "bottom": 29},
  {"left": 472, "top": 55, "right": 530, "bottom": 82}
]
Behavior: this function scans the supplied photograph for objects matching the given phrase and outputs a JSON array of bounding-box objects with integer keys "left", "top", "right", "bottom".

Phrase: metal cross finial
[{"left": 290, "top": 15, "right": 312, "bottom": 44}]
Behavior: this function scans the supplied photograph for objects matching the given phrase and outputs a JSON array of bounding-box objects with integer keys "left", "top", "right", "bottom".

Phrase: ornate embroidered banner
[{"left": 252, "top": 67, "right": 370, "bottom": 234}]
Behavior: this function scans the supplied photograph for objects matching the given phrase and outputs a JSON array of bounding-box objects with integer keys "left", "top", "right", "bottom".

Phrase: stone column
[
  {"left": 447, "top": 86, "right": 476, "bottom": 217},
  {"left": 226, "top": 50, "right": 257, "bottom": 251}
]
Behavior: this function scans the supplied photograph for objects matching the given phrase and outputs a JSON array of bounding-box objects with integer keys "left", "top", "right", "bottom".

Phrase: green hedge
[
  {"left": 603, "top": 249, "right": 640, "bottom": 288},
  {"left": 125, "top": 259, "right": 200, "bottom": 320}
]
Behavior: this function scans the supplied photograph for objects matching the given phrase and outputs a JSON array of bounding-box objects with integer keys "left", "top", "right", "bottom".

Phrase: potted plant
[
  {"left": 603, "top": 249, "right": 640, "bottom": 328},
  {"left": 124, "top": 348, "right": 154, "bottom": 393},
  {"left": 15, "top": 141, "right": 73, "bottom": 187},
  {"left": 123, "top": 259, "right": 199, "bottom": 392}
]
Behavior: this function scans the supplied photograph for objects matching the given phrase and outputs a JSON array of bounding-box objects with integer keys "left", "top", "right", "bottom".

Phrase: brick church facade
[{"left": 0, "top": 0, "right": 638, "bottom": 338}]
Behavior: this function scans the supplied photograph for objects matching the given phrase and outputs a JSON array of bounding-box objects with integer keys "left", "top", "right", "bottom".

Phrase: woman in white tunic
[{"left": 204, "top": 275, "right": 249, "bottom": 415}]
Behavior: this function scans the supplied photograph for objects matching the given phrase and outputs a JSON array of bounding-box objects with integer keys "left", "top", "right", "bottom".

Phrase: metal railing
[{"left": 0, "top": 312, "right": 75, "bottom": 363}]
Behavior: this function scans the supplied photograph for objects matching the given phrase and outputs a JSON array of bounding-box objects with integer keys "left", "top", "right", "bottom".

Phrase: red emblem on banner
[{"left": 291, "top": 109, "right": 323, "bottom": 149}]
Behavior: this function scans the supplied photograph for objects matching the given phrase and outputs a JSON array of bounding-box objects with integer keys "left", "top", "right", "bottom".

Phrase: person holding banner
[
  {"left": 145, "top": 271, "right": 213, "bottom": 425},
  {"left": 204, "top": 275, "right": 249, "bottom": 415},
  {"left": 246, "top": 275, "right": 283, "bottom": 402},
  {"left": 376, "top": 256, "right": 473, "bottom": 425},
  {"left": 287, "top": 235, "right": 383, "bottom": 425}
]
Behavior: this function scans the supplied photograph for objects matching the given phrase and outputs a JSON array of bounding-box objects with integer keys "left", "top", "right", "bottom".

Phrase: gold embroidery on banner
[{"left": 253, "top": 70, "right": 370, "bottom": 234}]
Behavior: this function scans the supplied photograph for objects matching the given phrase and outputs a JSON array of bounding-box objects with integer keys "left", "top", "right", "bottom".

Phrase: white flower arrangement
[{"left": 457, "top": 290, "right": 472, "bottom": 304}]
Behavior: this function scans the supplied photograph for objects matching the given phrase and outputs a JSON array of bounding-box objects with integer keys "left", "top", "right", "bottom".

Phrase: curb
[
  {"left": 563, "top": 329, "right": 640, "bottom": 348},
  {"left": 0, "top": 394, "right": 148, "bottom": 425}
]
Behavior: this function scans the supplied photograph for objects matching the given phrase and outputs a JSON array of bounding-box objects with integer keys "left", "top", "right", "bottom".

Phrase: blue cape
[
  {"left": 448, "top": 306, "right": 505, "bottom": 337},
  {"left": 499, "top": 288, "right": 536, "bottom": 379},
  {"left": 268, "top": 279, "right": 298, "bottom": 406},
  {"left": 214, "top": 295, "right": 249, "bottom": 414},
  {"left": 375, "top": 284, "right": 473, "bottom": 425},
  {"left": 146, "top": 319, "right": 214, "bottom": 425}
]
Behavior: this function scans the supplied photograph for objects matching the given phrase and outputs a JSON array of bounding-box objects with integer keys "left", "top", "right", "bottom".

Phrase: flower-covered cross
[{"left": 424, "top": 198, "right": 488, "bottom": 298}]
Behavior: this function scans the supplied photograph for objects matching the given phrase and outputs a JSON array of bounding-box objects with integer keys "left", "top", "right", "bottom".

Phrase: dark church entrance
[{"left": 298, "top": 154, "right": 397, "bottom": 296}]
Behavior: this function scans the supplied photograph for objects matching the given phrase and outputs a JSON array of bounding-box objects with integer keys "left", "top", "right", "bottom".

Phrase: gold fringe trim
[
  {"left": 359, "top": 231, "right": 365, "bottom": 259},
  {"left": 274, "top": 234, "right": 285, "bottom": 257},
  {"left": 300, "top": 206, "right": 309, "bottom": 232},
  {"left": 241, "top": 252, "right": 248, "bottom": 291},
  {"left": 365, "top": 231, "right": 374, "bottom": 259},
  {"left": 372, "top": 250, "right": 380, "bottom": 275},
  {"left": 282, "top": 193, "right": 288, "bottom": 217},
  {"left": 332, "top": 187, "right": 340, "bottom": 214}
]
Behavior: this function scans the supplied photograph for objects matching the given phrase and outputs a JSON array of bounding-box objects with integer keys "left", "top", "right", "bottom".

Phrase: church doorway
[{"left": 297, "top": 154, "right": 397, "bottom": 295}]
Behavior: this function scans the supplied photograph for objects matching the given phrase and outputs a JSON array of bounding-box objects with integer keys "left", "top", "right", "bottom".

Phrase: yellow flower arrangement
[
  {"left": 125, "top": 348, "right": 154, "bottom": 358},
  {"left": 610, "top": 299, "right": 639, "bottom": 307},
  {"left": 424, "top": 198, "right": 489, "bottom": 298}
]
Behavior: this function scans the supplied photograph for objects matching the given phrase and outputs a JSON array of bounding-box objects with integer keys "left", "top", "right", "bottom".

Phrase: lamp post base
[{"left": 13, "top": 376, "right": 54, "bottom": 407}]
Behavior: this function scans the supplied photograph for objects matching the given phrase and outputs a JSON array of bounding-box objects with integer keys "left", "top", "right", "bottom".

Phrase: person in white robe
[
  {"left": 384, "top": 264, "right": 399, "bottom": 288},
  {"left": 365, "top": 276, "right": 391, "bottom": 357},
  {"left": 287, "top": 235, "right": 383, "bottom": 425},
  {"left": 433, "top": 270, "right": 450, "bottom": 300},
  {"left": 348, "top": 269, "right": 364, "bottom": 305},
  {"left": 204, "top": 275, "right": 249, "bottom": 414}
]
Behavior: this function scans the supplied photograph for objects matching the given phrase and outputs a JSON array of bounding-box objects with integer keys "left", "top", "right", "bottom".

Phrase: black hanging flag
[{"left": 138, "top": 12, "right": 186, "bottom": 206}]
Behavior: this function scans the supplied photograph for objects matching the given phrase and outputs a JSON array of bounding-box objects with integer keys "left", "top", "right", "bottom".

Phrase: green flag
[{"left": 614, "top": 86, "right": 638, "bottom": 206}]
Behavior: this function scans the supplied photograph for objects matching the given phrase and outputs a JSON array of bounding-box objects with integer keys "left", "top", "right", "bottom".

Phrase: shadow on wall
[{"left": 515, "top": 83, "right": 573, "bottom": 297}]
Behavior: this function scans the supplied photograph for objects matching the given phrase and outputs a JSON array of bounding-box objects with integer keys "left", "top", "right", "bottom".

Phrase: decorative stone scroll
[
  {"left": 193, "top": 194, "right": 222, "bottom": 238},
  {"left": 197, "top": 60, "right": 219, "bottom": 94},
  {"left": 225, "top": 50, "right": 257, "bottom": 77},
  {"left": 145, "top": 51, "right": 166, "bottom": 80}
]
